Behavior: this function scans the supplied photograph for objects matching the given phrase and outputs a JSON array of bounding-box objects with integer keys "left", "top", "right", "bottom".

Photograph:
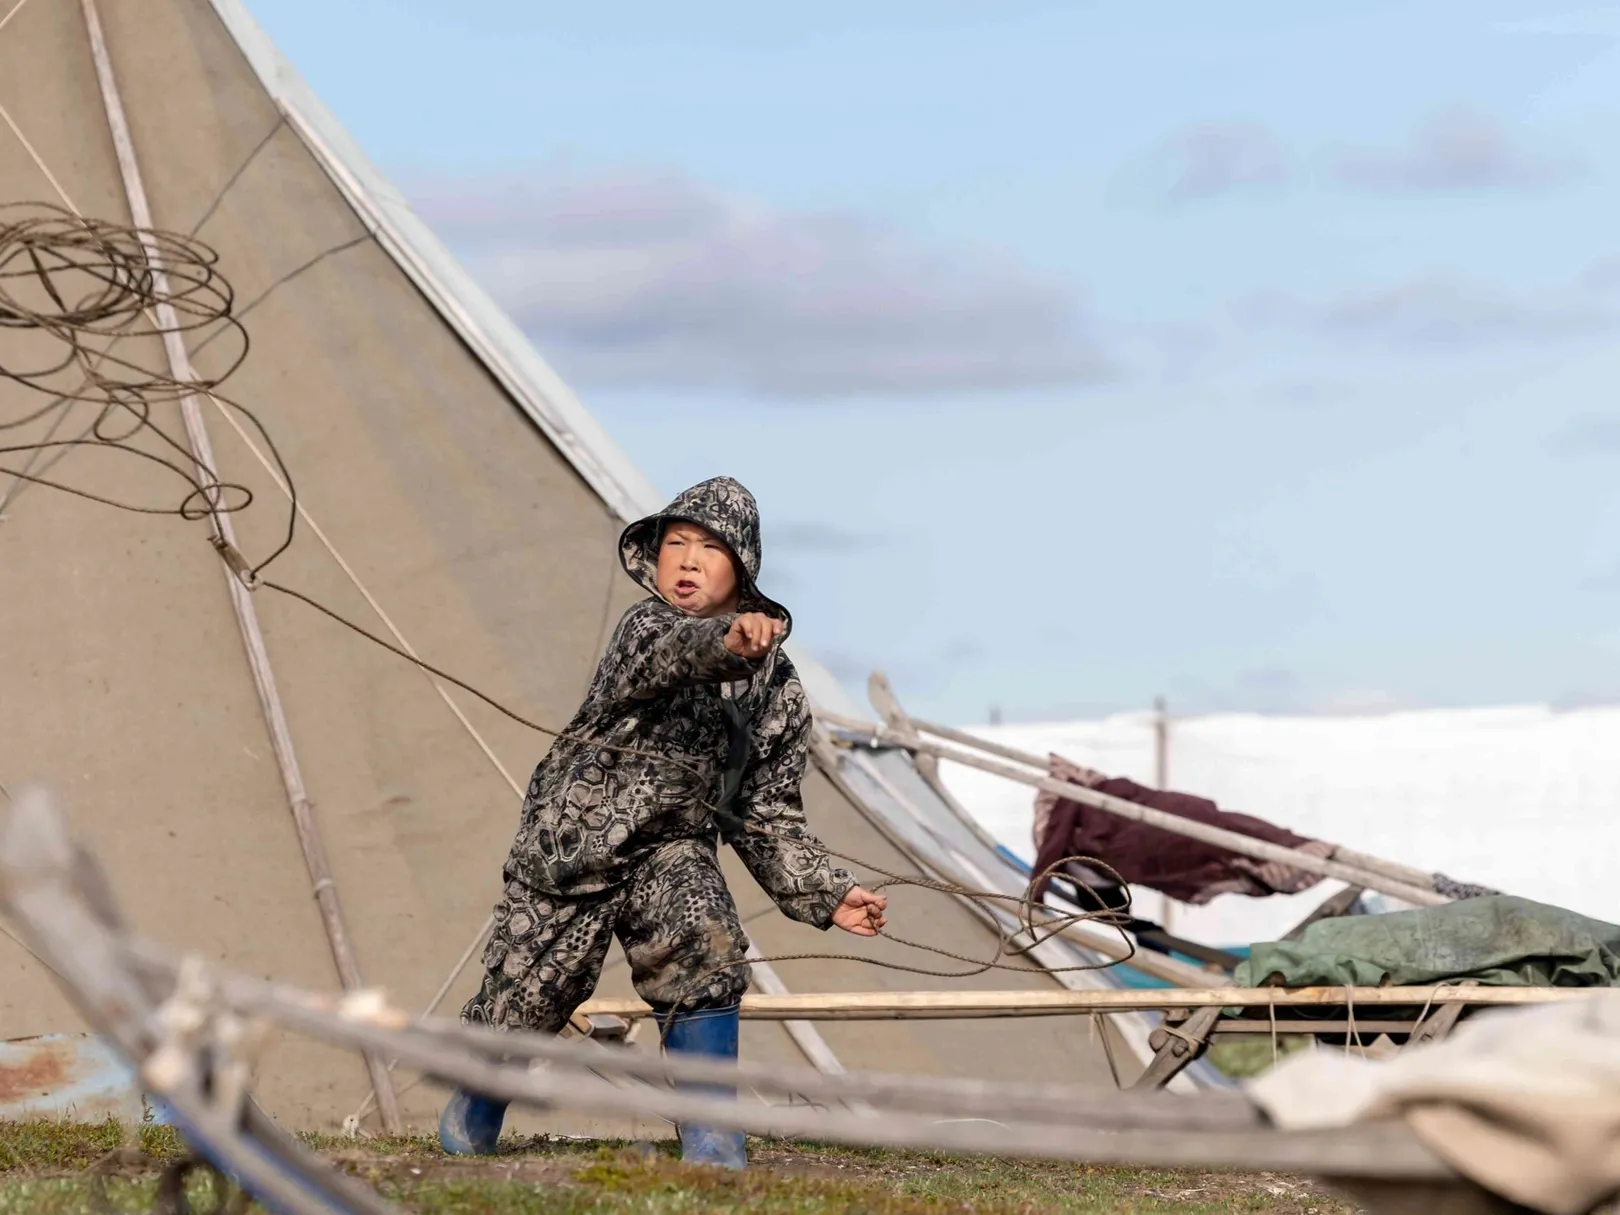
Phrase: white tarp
[
  {"left": 1249, "top": 992, "right": 1620, "bottom": 1215},
  {"left": 938, "top": 704, "right": 1620, "bottom": 947}
]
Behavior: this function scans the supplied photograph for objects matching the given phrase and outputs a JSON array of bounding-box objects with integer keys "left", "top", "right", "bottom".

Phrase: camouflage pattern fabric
[
  {"left": 463, "top": 838, "right": 752, "bottom": 1031},
  {"left": 467, "top": 477, "right": 854, "bottom": 1029}
]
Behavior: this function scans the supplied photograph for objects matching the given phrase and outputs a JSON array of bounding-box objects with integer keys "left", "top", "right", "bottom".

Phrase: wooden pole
[
  {"left": 78, "top": 0, "right": 401, "bottom": 1130},
  {"left": 900, "top": 713, "right": 1440, "bottom": 892},
  {"left": 1152, "top": 696, "right": 1174, "bottom": 933},
  {"left": 576, "top": 985, "right": 1587, "bottom": 1021},
  {"left": 894, "top": 733, "right": 1444, "bottom": 905},
  {"left": 823, "top": 710, "right": 1448, "bottom": 905}
]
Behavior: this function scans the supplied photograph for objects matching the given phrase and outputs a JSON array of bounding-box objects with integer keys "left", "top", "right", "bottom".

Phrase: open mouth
[{"left": 673, "top": 579, "right": 699, "bottom": 596}]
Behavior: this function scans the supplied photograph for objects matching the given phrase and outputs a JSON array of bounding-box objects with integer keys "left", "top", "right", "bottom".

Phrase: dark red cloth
[{"left": 1031, "top": 761, "right": 1324, "bottom": 906}]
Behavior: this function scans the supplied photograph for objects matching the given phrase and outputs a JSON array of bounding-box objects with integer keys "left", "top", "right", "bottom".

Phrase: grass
[{"left": 0, "top": 1119, "right": 1362, "bottom": 1214}]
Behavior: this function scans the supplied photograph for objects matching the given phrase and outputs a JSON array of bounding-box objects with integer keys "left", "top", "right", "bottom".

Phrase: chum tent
[{"left": 0, "top": 0, "right": 1203, "bottom": 1132}]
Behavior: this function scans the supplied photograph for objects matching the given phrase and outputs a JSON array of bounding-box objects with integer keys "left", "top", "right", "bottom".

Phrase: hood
[{"left": 619, "top": 476, "right": 791, "bottom": 635}]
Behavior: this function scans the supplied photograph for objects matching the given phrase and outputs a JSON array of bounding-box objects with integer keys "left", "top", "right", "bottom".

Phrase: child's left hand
[{"left": 831, "top": 886, "right": 888, "bottom": 936}]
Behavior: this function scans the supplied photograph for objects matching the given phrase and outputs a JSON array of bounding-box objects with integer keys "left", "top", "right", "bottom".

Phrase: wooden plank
[{"left": 576, "top": 985, "right": 1591, "bottom": 1020}]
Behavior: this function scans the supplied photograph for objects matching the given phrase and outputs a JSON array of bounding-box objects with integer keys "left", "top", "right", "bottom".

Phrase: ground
[{"left": 0, "top": 1119, "right": 1365, "bottom": 1214}]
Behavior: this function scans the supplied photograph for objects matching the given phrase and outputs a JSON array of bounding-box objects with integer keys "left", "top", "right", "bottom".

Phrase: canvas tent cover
[{"left": 0, "top": 0, "right": 1194, "bottom": 1130}]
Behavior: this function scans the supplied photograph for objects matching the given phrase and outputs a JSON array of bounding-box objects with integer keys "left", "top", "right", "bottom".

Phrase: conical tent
[{"left": 0, "top": 0, "right": 1150, "bottom": 1132}]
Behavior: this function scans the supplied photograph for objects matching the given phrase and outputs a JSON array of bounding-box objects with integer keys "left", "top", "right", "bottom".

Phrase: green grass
[{"left": 0, "top": 1120, "right": 1360, "bottom": 1214}]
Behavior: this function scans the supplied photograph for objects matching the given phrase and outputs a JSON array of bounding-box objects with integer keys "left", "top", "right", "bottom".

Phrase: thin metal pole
[{"left": 78, "top": 0, "right": 401, "bottom": 1130}]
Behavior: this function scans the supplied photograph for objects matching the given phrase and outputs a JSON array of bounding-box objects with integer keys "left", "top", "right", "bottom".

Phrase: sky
[{"left": 250, "top": 0, "right": 1620, "bottom": 725}]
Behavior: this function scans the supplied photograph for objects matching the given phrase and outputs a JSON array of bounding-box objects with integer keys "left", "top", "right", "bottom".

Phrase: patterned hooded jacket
[{"left": 501, "top": 477, "right": 856, "bottom": 927}]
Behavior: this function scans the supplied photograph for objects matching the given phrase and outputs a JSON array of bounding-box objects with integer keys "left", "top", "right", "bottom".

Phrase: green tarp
[{"left": 1236, "top": 896, "right": 1620, "bottom": 989}]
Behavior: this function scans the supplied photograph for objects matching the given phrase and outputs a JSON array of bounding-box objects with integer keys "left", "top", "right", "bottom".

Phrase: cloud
[
  {"left": 408, "top": 167, "right": 1108, "bottom": 399},
  {"left": 1150, "top": 122, "right": 1289, "bottom": 203},
  {"left": 1318, "top": 275, "right": 1611, "bottom": 348},
  {"left": 1552, "top": 415, "right": 1620, "bottom": 454},
  {"left": 1238, "top": 263, "right": 1620, "bottom": 353},
  {"left": 1334, "top": 109, "right": 1577, "bottom": 193}
]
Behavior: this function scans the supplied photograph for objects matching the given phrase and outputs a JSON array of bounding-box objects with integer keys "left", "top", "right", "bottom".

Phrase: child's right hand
[
  {"left": 724, "top": 612, "right": 783, "bottom": 659},
  {"left": 832, "top": 887, "right": 888, "bottom": 936}
]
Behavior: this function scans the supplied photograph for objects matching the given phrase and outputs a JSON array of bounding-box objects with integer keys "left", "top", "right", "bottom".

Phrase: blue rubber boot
[
  {"left": 438, "top": 1087, "right": 510, "bottom": 1156},
  {"left": 660, "top": 1005, "right": 746, "bottom": 1170}
]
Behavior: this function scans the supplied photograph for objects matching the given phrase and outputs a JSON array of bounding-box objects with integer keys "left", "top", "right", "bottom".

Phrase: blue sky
[{"left": 253, "top": 0, "right": 1620, "bottom": 723}]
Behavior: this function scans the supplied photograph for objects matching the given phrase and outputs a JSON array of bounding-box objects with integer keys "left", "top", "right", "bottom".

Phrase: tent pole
[
  {"left": 828, "top": 707, "right": 1446, "bottom": 896},
  {"left": 928, "top": 715, "right": 1437, "bottom": 891},
  {"left": 823, "top": 714, "right": 1447, "bottom": 908},
  {"left": 78, "top": 0, "right": 402, "bottom": 1132}
]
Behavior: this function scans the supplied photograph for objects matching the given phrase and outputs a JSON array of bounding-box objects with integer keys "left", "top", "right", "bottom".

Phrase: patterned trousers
[{"left": 461, "top": 837, "right": 751, "bottom": 1035}]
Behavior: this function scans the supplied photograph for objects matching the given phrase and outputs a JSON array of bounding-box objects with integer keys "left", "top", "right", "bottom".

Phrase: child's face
[{"left": 655, "top": 521, "right": 741, "bottom": 617}]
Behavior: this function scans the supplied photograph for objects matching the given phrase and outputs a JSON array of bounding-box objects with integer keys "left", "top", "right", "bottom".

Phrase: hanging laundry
[{"left": 1031, "top": 755, "right": 1333, "bottom": 905}]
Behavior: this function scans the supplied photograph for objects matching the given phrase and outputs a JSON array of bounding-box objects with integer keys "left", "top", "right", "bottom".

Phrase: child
[{"left": 440, "top": 476, "right": 888, "bottom": 1167}]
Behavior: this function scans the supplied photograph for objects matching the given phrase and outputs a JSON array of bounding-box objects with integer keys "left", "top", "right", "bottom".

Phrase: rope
[
  {"left": 0, "top": 202, "right": 1142, "bottom": 1088},
  {"left": 0, "top": 203, "right": 299, "bottom": 571}
]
